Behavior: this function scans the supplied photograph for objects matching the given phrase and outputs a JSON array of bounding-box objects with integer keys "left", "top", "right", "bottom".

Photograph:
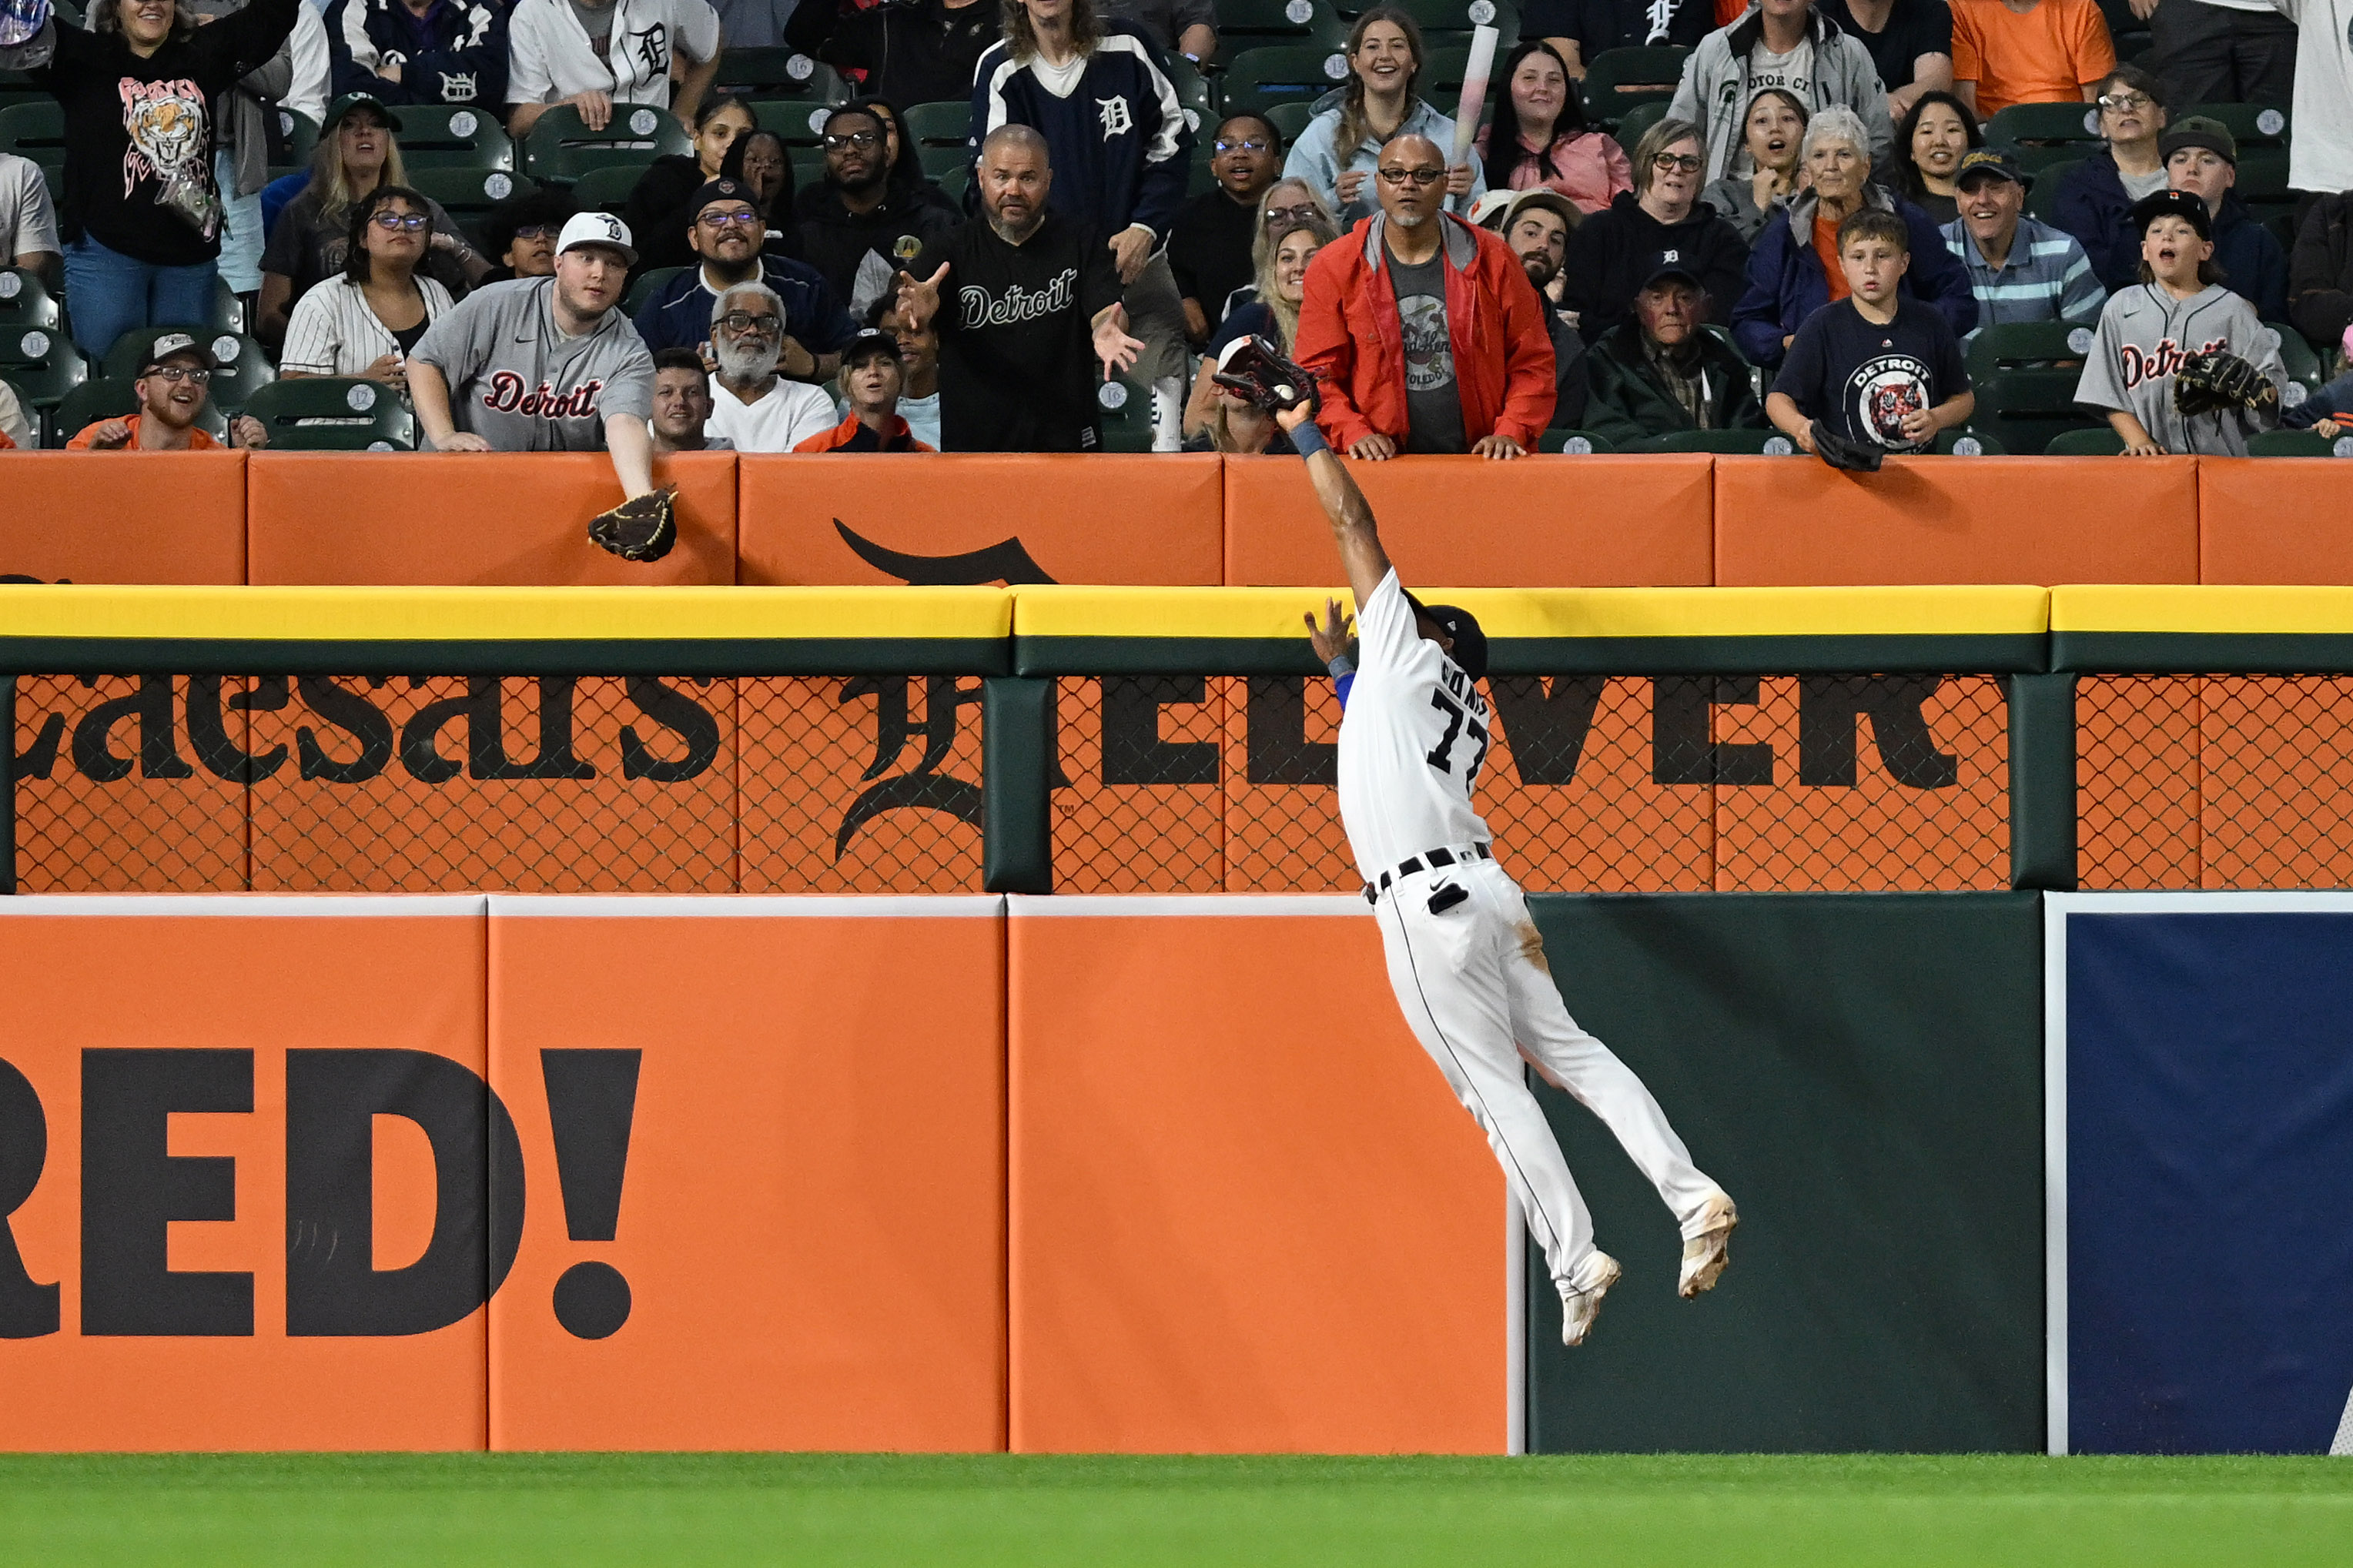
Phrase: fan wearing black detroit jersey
[{"left": 1272, "top": 396, "right": 1738, "bottom": 1347}]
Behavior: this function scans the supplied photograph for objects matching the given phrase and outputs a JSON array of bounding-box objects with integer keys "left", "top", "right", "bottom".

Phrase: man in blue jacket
[
  {"left": 325, "top": 0, "right": 510, "bottom": 112},
  {"left": 971, "top": 0, "right": 1192, "bottom": 447}
]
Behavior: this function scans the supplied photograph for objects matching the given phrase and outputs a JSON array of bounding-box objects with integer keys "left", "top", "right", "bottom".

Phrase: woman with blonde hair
[
  {"left": 1184, "top": 185, "right": 1338, "bottom": 451},
  {"left": 1281, "top": 5, "right": 1481, "bottom": 227}
]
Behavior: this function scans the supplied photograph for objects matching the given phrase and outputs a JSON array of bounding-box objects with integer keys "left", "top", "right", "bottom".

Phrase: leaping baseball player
[{"left": 1220, "top": 338, "right": 1739, "bottom": 1346}]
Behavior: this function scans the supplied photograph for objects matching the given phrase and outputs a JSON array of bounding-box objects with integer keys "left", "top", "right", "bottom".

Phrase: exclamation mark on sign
[{"left": 541, "top": 1049, "right": 643, "bottom": 1340}]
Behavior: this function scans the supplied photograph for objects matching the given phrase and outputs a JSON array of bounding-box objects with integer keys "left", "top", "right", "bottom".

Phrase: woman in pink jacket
[{"left": 1474, "top": 39, "right": 1632, "bottom": 216}]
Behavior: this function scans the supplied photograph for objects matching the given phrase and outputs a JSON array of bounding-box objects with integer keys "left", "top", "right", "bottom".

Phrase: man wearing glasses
[
  {"left": 1293, "top": 133, "right": 1557, "bottom": 460},
  {"left": 703, "top": 279, "right": 840, "bottom": 451},
  {"left": 796, "top": 105, "right": 960, "bottom": 311},
  {"left": 632, "top": 178, "right": 856, "bottom": 377},
  {"left": 1167, "top": 112, "right": 1282, "bottom": 345},
  {"left": 67, "top": 334, "right": 269, "bottom": 450}
]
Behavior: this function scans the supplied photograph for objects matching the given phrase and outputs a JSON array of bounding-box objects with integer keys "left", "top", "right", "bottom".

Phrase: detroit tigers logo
[
  {"left": 1642, "top": 0, "right": 1679, "bottom": 44},
  {"left": 438, "top": 71, "right": 478, "bottom": 103},
  {"left": 2119, "top": 335, "right": 2229, "bottom": 389},
  {"left": 1096, "top": 95, "right": 1133, "bottom": 139},
  {"left": 957, "top": 268, "right": 1077, "bottom": 327},
  {"left": 628, "top": 22, "right": 670, "bottom": 75},
  {"left": 481, "top": 373, "right": 606, "bottom": 418}
]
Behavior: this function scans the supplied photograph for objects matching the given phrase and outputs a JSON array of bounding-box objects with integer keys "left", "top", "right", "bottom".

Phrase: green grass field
[{"left": 1, "top": 1453, "right": 2348, "bottom": 1565}]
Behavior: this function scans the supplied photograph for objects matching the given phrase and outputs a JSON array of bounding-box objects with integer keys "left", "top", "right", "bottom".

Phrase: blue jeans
[{"left": 62, "top": 236, "right": 219, "bottom": 362}]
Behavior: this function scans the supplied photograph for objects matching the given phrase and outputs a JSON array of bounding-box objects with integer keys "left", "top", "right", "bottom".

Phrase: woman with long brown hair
[
  {"left": 1280, "top": 5, "right": 1481, "bottom": 227},
  {"left": 1183, "top": 182, "right": 1337, "bottom": 450}
]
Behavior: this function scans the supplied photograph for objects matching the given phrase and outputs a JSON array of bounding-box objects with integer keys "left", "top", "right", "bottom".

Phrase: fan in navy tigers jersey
[{"left": 1267, "top": 391, "right": 1740, "bottom": 1350}]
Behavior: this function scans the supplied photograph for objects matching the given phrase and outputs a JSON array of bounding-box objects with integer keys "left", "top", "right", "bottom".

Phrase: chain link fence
[
  {"left": 13, "top": 674, "right": 985, "bottom": 894},
  {"left": 2079, "top": 674, "right": 2353, "bottom": 890}
]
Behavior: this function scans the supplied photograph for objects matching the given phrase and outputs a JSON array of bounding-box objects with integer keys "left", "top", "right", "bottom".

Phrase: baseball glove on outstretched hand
[
  {"left": 1809, "top": 420, "right": 1885, "bottom": 473},
  {"left": 588, "top": 486, "right": 677, "bottom": 563},
  {"left": 1212, "top": 334, "right": 1319, "bottom": 414},
  {"left": 2174, "top": 349, "right": 2278, "bottom": 418}
]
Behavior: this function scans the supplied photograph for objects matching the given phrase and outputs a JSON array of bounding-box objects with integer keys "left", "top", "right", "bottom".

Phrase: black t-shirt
[
  {"left": 1166, "top": 188, "right": 1257, "bottom": 326},
  {"left": 15, "top": 0, "right": 300, "bottom": 266},
  {"left": 917, "top": 210, "right": 1123, "bottom": 453},
  {"left": 1817, "top": 0, "right": 1954, "bottom": 95},
  {"left": 797, "top": 0, "right": 1004, "bottom": 114},
  {"left": 1521, "top": 0, "right": 1713, "bottom": 55},
  {"left": 1771, "top": 296, "right": 1967, "bottom": 450}
]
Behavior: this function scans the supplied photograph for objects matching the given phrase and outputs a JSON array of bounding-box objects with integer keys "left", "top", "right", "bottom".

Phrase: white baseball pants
[{"left": 1372, "top": 857, "right": 1721, "bottom": 1296}]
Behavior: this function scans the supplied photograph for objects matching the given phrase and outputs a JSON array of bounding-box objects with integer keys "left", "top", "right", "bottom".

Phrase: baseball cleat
[
  {"left": 1560, "top": 1252, "right": 1621, "bottom": 1347},
  {"left": 1679, "top": 1192, "right": 1739, "bottom": 1299}
]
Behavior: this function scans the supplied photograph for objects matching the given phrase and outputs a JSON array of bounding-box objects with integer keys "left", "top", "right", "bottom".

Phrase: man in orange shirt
[
  {"left": 65, "top": 335, "right": 267, "bottom": 451},
  {"left": 1951, "top": 0, "right": 2117, "bottom": 119}
]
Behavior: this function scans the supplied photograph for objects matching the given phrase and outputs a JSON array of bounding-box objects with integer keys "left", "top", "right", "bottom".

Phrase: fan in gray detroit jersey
[{"left": 1267, "top": 393, "right": 1739, "bottom": 1349}]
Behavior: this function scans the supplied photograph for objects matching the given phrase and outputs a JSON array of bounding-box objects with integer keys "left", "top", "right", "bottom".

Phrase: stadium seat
[
  {"left": 1614, "top": 99, "right": 1669, "bottom": 151},
  {"left": 1267, "top": 99, "right": 1320, "bottom": 143},
  {"left": 1380, "top": 0, "right": 1495, "bottom": 38},
  {"left": 0, "top": 323, "right": 89, "bottom": 443},
  {"left": 2043, "top": 426, "right": 2127, "bottom": 454},
  {"left": 1220, "top": 44, "right": 1352, "bottom": 119},
  {"left": 572, "top": 162, "right": 651, "bottom": 216},
  {"left": 102, "top": 329, "right": 275, "bottom": 415},
  {"left": 1964, "top": 319, "right": 2102, "bottom": 453},
  {"left": 2245, "top": 427, "right": 2343, "bottom": 456},
  {"left": 2267, "top": 322, "right": 2324, "bottom": 392},
  {"left": 0, "top": 267, "right": 60, "bottom": 331},
  {"left": 902, "top": 99, "right": 972, "bottom": 150},
  {"left": 1164, "top": 54, "right": 1215, "bottom": 135},
  {"left": 1642, "top": 427, "right": 1793, "bottom": 453},
  {"left": 2184, "top": 102, "right": 2289, "bottom": 148},
  {"left": 209, "top": 277, "right": 246, "bottom": 336},
  {"left": 0, "top": 99, "right": 66, "bottom": 164},
  {"left": 621, "top": 265, "right": 685, "bottom": 317},
  {"left": 747, "top": 96, "right": 833, "bottom": 146},
  {"left": 1216, "top": 0, "right": 1351, "bottom": 50},
  {"left": 1984, "top": 101, "right": 2103, "bottom": 171},
  {"left": 919, "top": 142, "right": 968, "bottom": 179},
  {"left": 1580, "top": 47, "right": 1690, "bottom": 127},
  {"left": 390, "top": 105, "right": 517, "bottom": 171},
  {"left": 2238, "top": 145, "right": 2291, "bottom": 202},
  {"left": 523, "top": 103, "right": 692, "bottom": 185},
  {"left": 1538, "top": 427, "right": 1615, "bottom": 452},
  {"left": 270, "top": 107, "right": 320, "bottom": 181},
  {"left": 1421, "top": 45, "right": 1474, "bottom": 107},
  {"left": 405, "top": 166, "right": 523, "bottom": 247},
  {"left": 50, "top": 376, "right": 228, "bottom": 447},
  {"left": 1096, "top": 373, "right": 1156, "bottom": 452},
  {"left": 2025, "top": 158, "right": 2080, "bottom": 222},
  {"left": 716, "top": 47, "right": 848, "bottom": 102},
  {"left": 241, "top": 377, "right": 418, "bottom": 450},
  {"left": 1936, "top": 426, "right": 2004, "bottom": 453}
]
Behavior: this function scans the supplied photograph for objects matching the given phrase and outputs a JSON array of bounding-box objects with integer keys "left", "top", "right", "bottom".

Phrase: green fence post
[
  {"left": 982, "top": 676, "right": 1052, "bottom": 894},
  {"left": 2008, "top": 671, "right": 2076, "bottom": 891},
  {"left": 0, "top": 676, "right": 14, "bottom": 896}
]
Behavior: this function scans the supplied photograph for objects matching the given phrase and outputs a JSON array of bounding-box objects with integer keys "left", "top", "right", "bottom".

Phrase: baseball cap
[
  {"left": 2130, "top": 187, "right": 2213, "bottom": 240},
  {"left": 690, "top": 178, "right": 758, "bottom": 222},
  {"left": 1953, "top": 148, "right": 2030, "bottom": 189},
  {"left": 1498, "top": 187, "right": 1581, "bottom": 235},
  {"left": 1404, "top": 593, "right": 1488, "bottom": 679},
  {"left": 138, "top": 332, "right": 214, "bottom": 375},
  {"left": 1635, "top": 257, "right": 1705, "bottom": 293},
  {"left": 322, "top": 91, "right": 403, "bottom": 134},
  {"left": 2160, "top": 115, "right": 2238, "bottom": 165},
  {"left": 840, "top": 327, "right": 902, "bottom": 366},
  {"left": 1467, "top": 189, "right": 1516, "bottom": 230},
  {"left": 557, "top": 210, "right": 638, "bottom": 266}
]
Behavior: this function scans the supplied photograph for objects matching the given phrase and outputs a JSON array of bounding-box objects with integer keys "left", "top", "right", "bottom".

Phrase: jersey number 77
[{"left": 1426, "top": 690, "right": 1489, "bottom": 787}]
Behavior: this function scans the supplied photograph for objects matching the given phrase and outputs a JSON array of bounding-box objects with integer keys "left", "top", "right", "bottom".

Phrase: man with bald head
[
  {"left": 895, "top": 125, "right": 1147, "bottom": 451},
  {"left": 1294, "top": 132, "right": 1558, "bottom": 459}
]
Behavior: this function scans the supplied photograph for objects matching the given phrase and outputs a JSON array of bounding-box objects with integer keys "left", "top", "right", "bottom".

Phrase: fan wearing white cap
[{"left": 407, "top": 212, "right": 661, "bottom": 493}]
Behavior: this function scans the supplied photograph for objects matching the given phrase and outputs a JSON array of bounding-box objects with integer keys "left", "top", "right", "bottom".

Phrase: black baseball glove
[
  {"left": 1809, "top": 421, "right": 1885, "bottom": 473},
  {"left": 2174, "top": 349, "right": 2279, "bottom": 418},
  {"left": 588, "top": 486, "right": 677, "bottom": 563},
  {"left": 1211, "top": 334, "right": 1320, "bottom": 414}
]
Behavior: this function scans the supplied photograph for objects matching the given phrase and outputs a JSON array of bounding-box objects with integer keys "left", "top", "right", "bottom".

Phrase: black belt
[{"left": 1364, "top": 841, "right": 1491, "bottom": 903}]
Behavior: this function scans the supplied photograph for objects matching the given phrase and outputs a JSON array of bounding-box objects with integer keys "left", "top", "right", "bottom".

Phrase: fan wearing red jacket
[{"left": 1292, "top": 132, "right": 1558, "bottom": 460}]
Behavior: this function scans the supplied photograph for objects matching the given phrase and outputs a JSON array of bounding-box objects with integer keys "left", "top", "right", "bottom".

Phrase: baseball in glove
[
  {"left": 2174, "top": 349, "right": 2279, "bottom": 419},
  {"left": 1211, "top": 334, "right": 1319, "bottom": 414},
  {"left": 1809, "top": 420, "right": 1885, "bottom": 473},
  {"left": 588, "top": 486, "right": 677, "bottom": 563}
]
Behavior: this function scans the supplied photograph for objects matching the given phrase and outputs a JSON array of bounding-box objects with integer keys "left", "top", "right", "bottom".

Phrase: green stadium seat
[
  {"left": 2025, "top": 158, "right": 2080, "bottom": 222},
  {"left": 919, "top": 143, "right": 967, "bottom": 179},
  {"left": 242, "top": 377, "right": 417, "bottom": 450},
  {"left": 0, "top": 99, "right": 66, "bottom": 164},
  {"left": 1936, "top": 426, "right": 2004, "bottom": 453},
  {"left": 1164, "top": 54, "right": 1216, "bottom": 137},
  {"left": 0, "top": 323, "right": 89, "bottom": 443},
  {"left": 1985, "top": 101, "right": 2103, "bottom": 172},
  {"left": 1266, "top": 99, "right": 1320, "bottom": 144},
  {"left": 102, "top": 329, "right": 275, "bottom": 416},
  {"left": 717, "top": 48, "right": 848, "bottom": 102},
  {"left": 1217, "top": 0, "right": 1351, "bottom": 50},
  {"left": 2267, "top": 321, "right": 2324, "bottom": 392},
  {"left": 523, "top": 103, "right": 692, "bottom": 185},
  {"left": 0, "top": 267, "right": 61, "bottom": 331},
  {"left": 1096, "top": 372, "right": 1156, "bottom": 452},
  {"left": 209, "top": 277, "right": 246, "bottom": 336},
  {"left": 51, "top": 376, "right": 227, "bottom": 448},
  {"left": 390, "top": 105, "right": 517, "bottom": 171},
  {"left": 1380, "top": 0, "right": 1498, "bottom": 37},
  {"left": 1220, "top": 44, "right": 1352, "bottom": 120},
  {"left": 2183, "top": 102, "right": 2289, "bottom": 147},
  {"left": 1614, "top": 99, "right": 1669, "bottom": 152},
  {"left": 747, "top": 96, "right": 834, "bottom": 146},
  {"left": 1642, "top": 427, "right": 1795, "bottom": 453},
  {"left": 621, "top": 265, "right": 685, "bottom": 317},
  {"left": 1538, "top": 427, "right": 1615, "bottom": 452},
  {"left": 1965, "top": 319, "right": 2105, "bottom": 454},
  {"left": 1421, "top": 44, "right": 1474, "bottom": 105},
  {"left": 1580, "top": 47, "right": 1690, "bottom": 127},
  {"left": 405, "top": 166, "right": 525, "bottom": 250},
  {"left": 2043, "top": 426, "right": 2127, "bottom": 454},
  {"left": 273, "top": 107, "right": 320, "bottom": 169},
  {"left": 902, "top": 99, "right": 972, "bottom": 149},
  {"left": 572, "top": 162, "right": 651, "bottom": 216},
  {"left": 2246, "top": 427, "right": 2343, "bottom": 456},
  {"left": 2238, "top": 145, "right": 2291, "bottom": 202}
]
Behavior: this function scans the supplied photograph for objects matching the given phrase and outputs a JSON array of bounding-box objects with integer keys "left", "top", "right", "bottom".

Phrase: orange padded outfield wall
[
  {"left": 1005, "top": 897, "right": 1506, "bottom": 1453},
  {"left": 1221, "top": 454, "right": 1715, "bottom": 587},
  {"left": 735, "top": 454, "right": 1225, "bottom": 586},
  {"left": 1712, "top": 456, "right": 2201, "bottom": 587},
  {"left": 0, "top": 452, "right": 247, "bottom": 584},
  {"left": 2196, "top": 460, "right": 2353, "bottom": 585}
]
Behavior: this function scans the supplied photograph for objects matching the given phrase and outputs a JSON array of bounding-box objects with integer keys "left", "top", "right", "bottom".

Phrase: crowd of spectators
[{"left": 0, "top": 0, "right": 2348, "bottom": 466}]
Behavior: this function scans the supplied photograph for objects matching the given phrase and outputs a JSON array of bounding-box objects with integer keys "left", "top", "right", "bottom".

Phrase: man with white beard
[{"left": 703, "top": 279, "right": 839, "bottom": 453}]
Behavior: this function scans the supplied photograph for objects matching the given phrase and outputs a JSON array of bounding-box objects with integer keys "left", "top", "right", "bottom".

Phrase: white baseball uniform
[{"left": 1338, "top": 567, "right": 1722, "bottom": 1299}]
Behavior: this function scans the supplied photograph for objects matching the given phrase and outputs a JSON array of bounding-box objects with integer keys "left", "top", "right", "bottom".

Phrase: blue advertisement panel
[{"left": 2050, "top": 894, "right": 2353, "bottom": 1455}]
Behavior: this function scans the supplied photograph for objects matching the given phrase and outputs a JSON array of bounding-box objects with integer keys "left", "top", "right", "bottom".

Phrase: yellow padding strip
[
  {"left": 0, "top": 586, "right": 1012, "bottom": 642},
  {"left": 2051, "top": 585, "right": 2353, "bottom": 636},
  {"left": 1012, "top": 584, "right": 2050, "bottom": 640}
]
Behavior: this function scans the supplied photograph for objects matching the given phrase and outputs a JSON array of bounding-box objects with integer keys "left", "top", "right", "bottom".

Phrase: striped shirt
[
  {"left": 1940, "top": 214, "right": 2107, "bottom": 338},
  {"left": 280, "top": 274, "right": 457, "bottom": 377}
]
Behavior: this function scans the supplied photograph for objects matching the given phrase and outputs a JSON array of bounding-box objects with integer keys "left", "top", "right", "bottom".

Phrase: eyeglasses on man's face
[
  {"left": 510, "top": 223, "right": 557, "bottom": 241},
  {"left": 370, "top": 210, "right": 430, "bottom": 231},
  {"left": 149, "top": 365, "right": 209, "bottom": 384},
  {"left": 1214, "top": 137, "right": 1273, "bottom": 154},
  {"left": 2099, "top": 92, "right": 2154, "bottom": 112},
  {"left": 698, "top": 209, "right": 763, "bottom": 228},
  {"left": 1264, "top": 202, "right": 1317, "bottom": 226},
  {"left": 823, "top": 130, "right": 882, "bottom": 151},
  {"left": 716, "top": 311, "right": 783, "bottom": 336},
  {"left": 1377, "top": 166, "right": 1444, "bottom": 187},
  {"left": 1651, "top": 152, "right": 1704, "bottom": 174}
]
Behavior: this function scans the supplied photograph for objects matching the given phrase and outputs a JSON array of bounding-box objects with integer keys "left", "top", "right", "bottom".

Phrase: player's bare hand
[
  {"left": 1109, "top": 226, "right": 1153, "bottom": 286},
  {"left": 1335, "top": 169, "right": 1367, "bottom": 206},
  {"left": 1445, "top": 162, "right": 1474, "bottom": 198},
  {"left": 1348, "top": 433, "right": 1397, "bottom": 460},
  {"left": 1471, "top": 433, "right": 1525, "bottom": 460},
  {"left": 437, "top": 432, "right": 494, "bottom": 453},
  {"left": 1304, "top": 598, "right": 1355, "bottom": 664},
  {"left": 230, "top": 414, "right": 268, "bottom": 450},
  {"left": 85, "top": 417, "right": 132, "bottom": 450},
  {"left": 1271, "top": 398, "right": 1319, "bottom": 434},
  {"left": 570, "top": 89, "right": 614, "bottom": 131}
]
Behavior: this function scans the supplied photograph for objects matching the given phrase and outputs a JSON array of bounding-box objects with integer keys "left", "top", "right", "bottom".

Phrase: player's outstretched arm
[{"left": 1274, "top": 402, "right": 1393, "bottom": 613}]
